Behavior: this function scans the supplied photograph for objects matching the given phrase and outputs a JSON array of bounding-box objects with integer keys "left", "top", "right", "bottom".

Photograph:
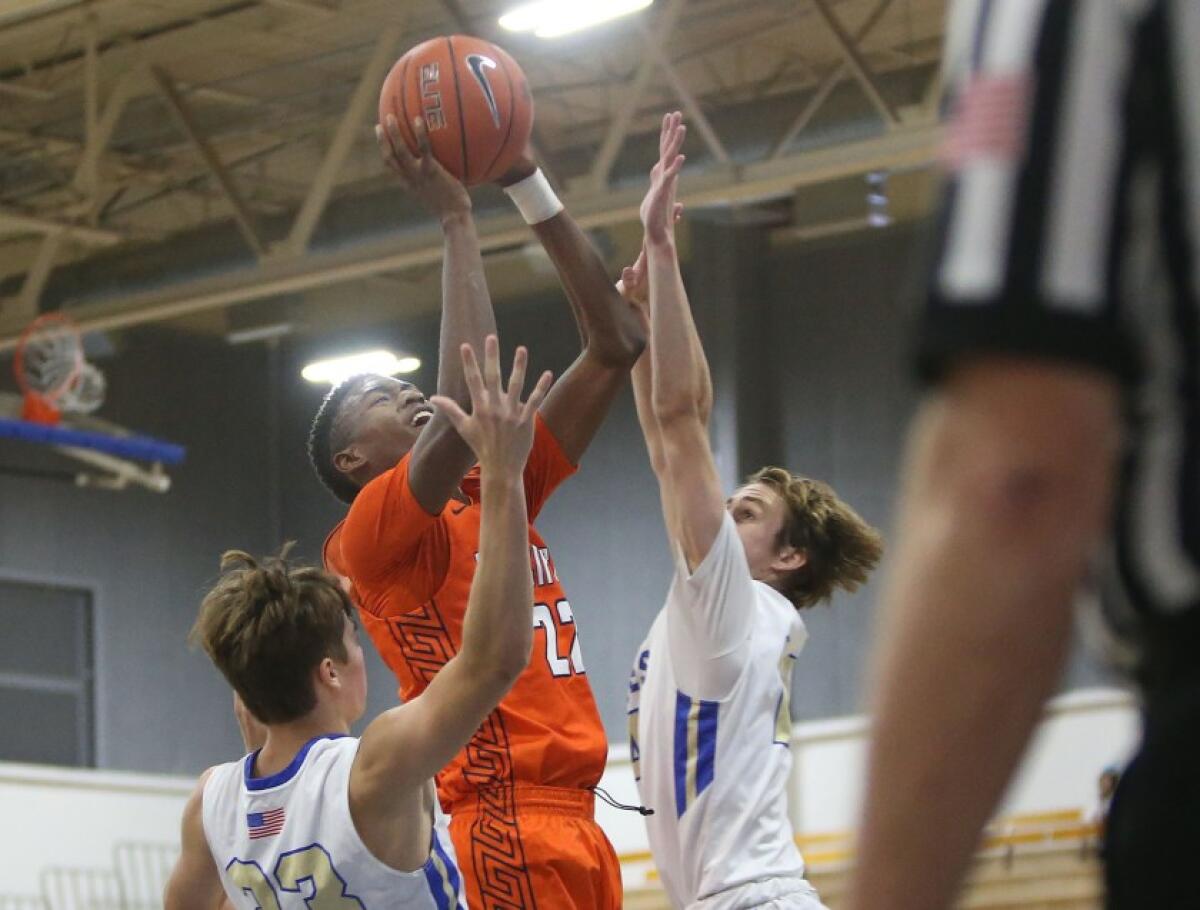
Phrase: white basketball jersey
[
  {"left": 628, "top": 514, "right": 816, "bottom": 909},
  {"left": 201, "top": 734, "right": 466, "bottom": 910}
]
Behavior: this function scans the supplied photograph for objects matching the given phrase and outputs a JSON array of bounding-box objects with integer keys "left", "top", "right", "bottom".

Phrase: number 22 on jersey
[{"left": 533, "top": 599, "right": 585, "bottom": 678}]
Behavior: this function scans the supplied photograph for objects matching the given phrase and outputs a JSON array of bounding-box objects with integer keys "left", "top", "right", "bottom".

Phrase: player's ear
[
  {"left": 317, "top": 657, "right": 339, "bottom": 689},
  {"left": 773, "top": 546, "right": 807, "bottom": 574},
  {"left": 333, "top": 445, "right": 366, "bottom": 476}
]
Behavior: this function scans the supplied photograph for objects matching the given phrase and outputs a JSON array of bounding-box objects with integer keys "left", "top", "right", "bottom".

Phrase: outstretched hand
[
  {"left": 639, "top": 111, "right": 686, "bottom": 246},
  {"left": 430, "top": 336, "right": 553, "bottom": 478},
  {"left": 376, "top": 114, "right": 472, "bottom": 222},
  {"left": 617, "top": 201, "right": 682, "bottom": 333}
]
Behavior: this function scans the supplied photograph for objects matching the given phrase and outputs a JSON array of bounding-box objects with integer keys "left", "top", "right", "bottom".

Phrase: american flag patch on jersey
[
  {"left": 941, "top": 72, "right": 1033, "bottom": 170},
  {"left": 247, "top": 808, "right": 286, "bottom": 839}
]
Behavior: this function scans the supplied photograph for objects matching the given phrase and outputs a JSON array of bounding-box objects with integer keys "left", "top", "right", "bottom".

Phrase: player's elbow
[
  {"left": 585, "top": 324, "right": 646, "bottom": 368},
  {"left": 463, "top": 632, "right": 531, "bottom": 693},
  {"left": 646, "top": 442, "right": 670, "bottom": 478},
  {"left": 651, "top": 392, "right": 701, "bottom": 427},
  {"left": 492, "top": 634, "right": 532, "bottom": 684},
  {"left": 466, "top": 653, "right": 527, "bottom": 701}
]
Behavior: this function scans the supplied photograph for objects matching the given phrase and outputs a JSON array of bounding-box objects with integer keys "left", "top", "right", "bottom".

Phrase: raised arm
[
  {"left": 500, "top": 164, "right": 646, "bottom": 464},
  {"left": 642, "top": 113, "right": 725, "bottom": 572},
  {"left": 619, "top": 247, "right": 681, "bottom": 545},
  {"left": 349, "top": 337, "right": 551, "bottom": 824},
  {"left": 377, "top": 115, "right": 497, "bottom": 514}
]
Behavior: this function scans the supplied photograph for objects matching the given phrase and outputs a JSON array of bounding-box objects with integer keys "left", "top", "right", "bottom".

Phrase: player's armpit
[
  {"left": 164, "top": 774, "right": 226, "bottom": 910},
  {"left": 537, "top": 352, "right": 631, "bottom": 466},
  {"left": 522, "top": 412, "right": 578, "bottom": 519}
]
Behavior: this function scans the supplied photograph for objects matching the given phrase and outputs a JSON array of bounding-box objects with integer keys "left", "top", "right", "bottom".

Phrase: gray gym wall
[
  {"left": 0, "top": 220, "right": 1117, "bottom": 775},
  {"left": 0, "top": 331, "right": 275, "bottom": 771}
]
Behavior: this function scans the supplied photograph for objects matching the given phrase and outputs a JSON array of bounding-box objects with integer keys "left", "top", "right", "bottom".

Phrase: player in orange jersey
[{"left": 306, "top": 115, "right": 643, "bottom": 909}]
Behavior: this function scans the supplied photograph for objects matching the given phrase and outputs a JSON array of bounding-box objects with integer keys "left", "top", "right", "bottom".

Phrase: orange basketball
[{"left": 378, "top": 35, "right": 534, "bottom": 186}]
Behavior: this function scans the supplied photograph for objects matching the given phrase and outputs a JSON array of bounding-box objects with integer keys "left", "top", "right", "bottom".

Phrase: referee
[{"left": 847, "top": 2, "right": 1199, "bottom": 908}]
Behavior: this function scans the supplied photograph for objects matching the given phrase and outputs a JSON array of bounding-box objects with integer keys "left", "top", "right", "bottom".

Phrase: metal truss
[{"left": 0, "top": 0, "right": 948, "bottom": 331}]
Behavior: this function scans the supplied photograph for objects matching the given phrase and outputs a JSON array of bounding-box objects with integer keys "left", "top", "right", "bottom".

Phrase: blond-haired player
[
  {"left": 622, "top": 112, "right": 884, "bottom": 910},
  {"left": 164, "top": 337, "right": 549, "bottom": 910}
]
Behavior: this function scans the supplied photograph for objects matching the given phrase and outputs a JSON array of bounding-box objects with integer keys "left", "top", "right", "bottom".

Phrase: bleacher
[
  {"left": 0, "top": 843, "right": 176, "bottom": 910},
  {"left": 0, "top": 810, "right": 1103, "bottom": 909},
  {"left": 624, "top": 809, "right": 1104, "bottom": 910}
]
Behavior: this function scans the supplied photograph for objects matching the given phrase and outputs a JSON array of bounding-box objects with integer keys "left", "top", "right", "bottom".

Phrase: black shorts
[{"left": 1105, "top": 680, "right": 1200, "bottom": 909}]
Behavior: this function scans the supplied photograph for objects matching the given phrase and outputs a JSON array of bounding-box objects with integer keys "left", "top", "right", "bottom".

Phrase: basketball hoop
[{"left": 13, "top": 312, "right": 104, "bottom": 424}]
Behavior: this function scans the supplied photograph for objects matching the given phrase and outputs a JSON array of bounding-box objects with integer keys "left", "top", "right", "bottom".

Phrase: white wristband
[{"left": 503, "top": 169, "right": 564, "bottom": 225}]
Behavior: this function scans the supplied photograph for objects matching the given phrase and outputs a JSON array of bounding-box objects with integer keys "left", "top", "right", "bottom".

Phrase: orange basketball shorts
[{"left": 447, "top": 784, "right": 622, "bottom": 910}]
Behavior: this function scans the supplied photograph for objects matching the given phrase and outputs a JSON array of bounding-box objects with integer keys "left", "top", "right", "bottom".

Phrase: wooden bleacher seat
[{"left": 619, "top": 807, "right": 1104, "bottom": 910}]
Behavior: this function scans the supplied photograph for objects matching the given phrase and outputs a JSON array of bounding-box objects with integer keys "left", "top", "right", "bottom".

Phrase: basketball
[{"left": 378, "top": 35, "right": 534, "bottom": 186}]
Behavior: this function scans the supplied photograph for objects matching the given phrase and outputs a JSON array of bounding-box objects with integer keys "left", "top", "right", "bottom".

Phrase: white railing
[
  {"left": 112, "top": 844, "right": 177, "bottom": 910},
  {"left": 38, "top": 868, "right": 121, "bottom": 910},
  {"left": 0, "top": 896, "right": 47, "bottom": 910}
]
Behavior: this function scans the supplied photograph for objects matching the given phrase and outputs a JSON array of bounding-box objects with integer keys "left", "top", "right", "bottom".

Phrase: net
[{"left": 13, "top": 313, "right": 105, "bottom": 423}]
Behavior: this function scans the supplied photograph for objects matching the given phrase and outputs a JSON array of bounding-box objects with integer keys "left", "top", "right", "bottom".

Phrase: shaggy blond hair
[{"left": 748, "top": 467, "right": 884, "bottom": 609}]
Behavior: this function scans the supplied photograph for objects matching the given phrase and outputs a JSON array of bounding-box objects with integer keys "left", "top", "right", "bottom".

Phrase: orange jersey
[{"left": 325, "top": 416, "right": 608, "bottom": 811}]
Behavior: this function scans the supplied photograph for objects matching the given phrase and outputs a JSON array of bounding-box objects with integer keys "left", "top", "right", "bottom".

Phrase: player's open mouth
[{"left": 411, "top": 407, "right": 433, "bottom": 427}]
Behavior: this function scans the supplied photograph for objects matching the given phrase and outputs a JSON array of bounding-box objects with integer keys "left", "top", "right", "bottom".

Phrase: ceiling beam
[
  {"left": 636, "top": 18, "right": 730, "bottom": 165},
  {"left": 282, "top": 21, "right": 406, "bottom": 255},
  {"left": 8, "top": 230, "right": 64, "bottom": 321},
  {"left": 0, "top": 80, "right": 55, "bottom": 100},
  {"left": 0, "top": 123, "right": 941, "bottom": 350},
  {"left": 151, "top": 65, "right": 266, "bottom": 257},
  {"left": 587, "top": 0, "right": 689, "bottom": 191},
  {"left": 80, "top": 9, "right": 100, "bottom": 211},
  {"left": 771, "top": 0, "right": 898, "bottom": 158},
  {"left": 71, "top": 68, "right": 145, "bottom": 200},
  {"left": 808, "top": 0, "right": 901, "bottom": 127},
  {"left": 258, "top": 0, "right": 337, "bottom": 16},
  {"left": 0, "top": 206, "right": 123, "bottom": 245},
  {"left": 0, "top": 126, "right": 164, "bottom": 185}
]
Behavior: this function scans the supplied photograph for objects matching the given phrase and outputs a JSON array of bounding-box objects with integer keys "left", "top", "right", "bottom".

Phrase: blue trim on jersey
[
  {"left": 423, "top": 828, "right": 462, "bottom": 910},
  {"left": 696, "top": 699, "right": 718, "bottom": 794},
  {"left": 243, "top": 734, "right": 350, "bottom": 791},
  {"left": 674, "top": 692, "right": 720, "bottom": 817},
  {"left": 674, "top": 691, "right": 690, "bottom": 817}
]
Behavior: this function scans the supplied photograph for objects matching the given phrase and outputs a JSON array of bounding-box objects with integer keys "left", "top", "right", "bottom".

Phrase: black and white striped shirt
[{"left": 920, "top": 0, "right": 1200, "bottom": 675}]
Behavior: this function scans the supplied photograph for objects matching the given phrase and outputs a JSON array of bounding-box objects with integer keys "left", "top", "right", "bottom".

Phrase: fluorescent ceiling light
[
  {"left": 301, "top": 350, "right": 421, "bottom": 385},
  {"left": 499, "top": 0, "right": 652, "bottom": 38}
]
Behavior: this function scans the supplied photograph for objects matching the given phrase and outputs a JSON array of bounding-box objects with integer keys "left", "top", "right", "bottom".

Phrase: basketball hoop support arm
[{"left": 56, "top": 445, "right": 171, "bottom": 493}]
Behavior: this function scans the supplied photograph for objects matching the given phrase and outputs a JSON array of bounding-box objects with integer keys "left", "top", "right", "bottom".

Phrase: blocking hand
[
  {"left": 639, "top": 111, "right": 686, "bottom": 246},
  {"left": 430, "top": 336, "right": 553, "bottom": 478}
]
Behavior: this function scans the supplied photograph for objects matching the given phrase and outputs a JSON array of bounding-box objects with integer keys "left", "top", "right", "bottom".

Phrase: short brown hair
[
  {"left": 190, "top": 545, "right": 354, "bottom": 724},
  {"left": 749, "top": 467, "right": 884, "bottom": 610}
]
